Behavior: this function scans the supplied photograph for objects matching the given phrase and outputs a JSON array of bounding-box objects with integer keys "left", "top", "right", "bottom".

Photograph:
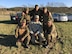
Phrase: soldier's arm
[
  {"left": 22, "top": 27, "right": 30, "bottom": 40},
  {"left": 49, "top": 12, "right": 54, "bottom": 22},
  {"left": 50, "top": 24, "right": 56, "bottom": 35},
  {"left": 28, "top": 22, "right": 34, "bottom": 34},
  {"left": 15, "top": 26, "right": 19, "bottom": 38},
  {"left": 20, "top": 16, "right": 25, "bottom": 22}
]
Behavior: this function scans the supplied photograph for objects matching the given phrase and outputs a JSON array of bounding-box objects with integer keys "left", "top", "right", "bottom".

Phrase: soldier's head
[
  {"left": 35, "top": 5, "right": 39, "bottom": 11},
  {"left": 47, "top": 19, "right": 52, "bottom": 27},
  {"left": 34, "top": 15, "right": 39, "bottom": 22},
  {"left": 21, "top": 19, "right": 26, "bottom": 27},
  {"left": 43, "top": 7, "right": 48, "bottom": 13},
  {"left": 25, "top": 8, "right": 29, "bottom": 14}
]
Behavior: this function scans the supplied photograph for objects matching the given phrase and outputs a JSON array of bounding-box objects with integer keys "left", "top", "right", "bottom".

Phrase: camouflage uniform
[
  {"left": 20, "top": 15, "right": 25, "bottom": 21},
  {"left": 44, "top": 20, "right": 57, "bottom": 46},
  {"left": 20, "top": 8, "right": 31, "bottom": 25},
  {"left": 43, "top": 12, "right": 54, "bottom": 32},
  {"left": 25, "top": 14, "right": 31, "bottom": 24},
  {"left": 15, "top": 19, "right": 31, "bottom": 48}
]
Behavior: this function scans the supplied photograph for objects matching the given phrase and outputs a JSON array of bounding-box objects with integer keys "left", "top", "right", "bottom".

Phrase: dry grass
[
  {"left": 0, "top": 11, "right": 16, "bottom": 15},
  {"left": 0, "top": 15, "right": 72, "bottom": 54}
]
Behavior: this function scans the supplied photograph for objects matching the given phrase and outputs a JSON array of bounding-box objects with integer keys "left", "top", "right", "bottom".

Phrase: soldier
[
  {"left": 28, "top": 15, "right": 46, "bottom": 47},
  {"left": 42, "top": 7, "right": 54, "bottom": 33},
  {"left": 15, "top": 19, "right": 31, "bottom": 48},
  {"left": 24, "top": 8, "right": 31, "bottom": 24},
  {"left": 29, "top": 5, "right": 42, "bottom": 21},
  {"left": 19, "top": 11, "right": 25, "bottom": 26},
  {"left": 42, "top": 7, "right": 53, "bottom": 22},
  {"left": 20, "top": 8, "right": 31, "bottom": 25},
  {"left": 44, "top": 20, "right": 57, "bottom": 48}
]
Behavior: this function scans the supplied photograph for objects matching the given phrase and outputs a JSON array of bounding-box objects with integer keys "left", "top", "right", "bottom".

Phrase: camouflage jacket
[
  {"left": 20, "top": 14, "right": 31, "bottom": 23},
  {"left": 45, "top": 23, "right": 57, "bottom": 36},
  {"left": 15, "top": 25, "right": 29, "bottom": 39}
]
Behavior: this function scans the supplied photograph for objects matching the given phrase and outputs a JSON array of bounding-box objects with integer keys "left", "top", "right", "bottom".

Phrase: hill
[{"left": 0, "top": 7, "right": 72, "bottom": 13}]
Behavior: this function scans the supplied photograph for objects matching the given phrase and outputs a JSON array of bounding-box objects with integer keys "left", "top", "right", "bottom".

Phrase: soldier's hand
[
  {"left": 15, "top": 35, "right": 18, "bottom": 38},
  {"left": 21, "top": 38, "right": 24, "bottom": 42},
  {"left": 34, "top": 33, "right": 38, "bottom": 36}
]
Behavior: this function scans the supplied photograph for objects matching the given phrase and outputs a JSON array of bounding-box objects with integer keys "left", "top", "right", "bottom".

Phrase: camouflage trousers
[
  {"left": 16, "top": 35, "right": 31, "bottom": 48},
  {"left": 45, "top": 33, "right": 57, "bottom": 45}
]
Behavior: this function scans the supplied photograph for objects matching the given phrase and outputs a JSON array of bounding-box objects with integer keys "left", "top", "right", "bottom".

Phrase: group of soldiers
[{"left": 15, "top": 5, "right": 57, "bottom": 48}]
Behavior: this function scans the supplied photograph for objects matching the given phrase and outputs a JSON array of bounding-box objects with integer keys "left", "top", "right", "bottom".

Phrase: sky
[{"left": 0, "top": 0, "right": 72, "bottom": 8}]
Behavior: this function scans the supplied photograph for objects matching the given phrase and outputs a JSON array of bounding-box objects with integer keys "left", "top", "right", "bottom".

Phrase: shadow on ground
[
  {"left": 0, "top": 34, "right": 16, "bottom": 47},
  {"left": 0, "top": 20, "right": 17, "bottom": 24}
]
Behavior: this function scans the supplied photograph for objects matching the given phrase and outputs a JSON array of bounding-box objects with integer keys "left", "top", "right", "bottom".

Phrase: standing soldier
[
  {"left": 29, "top": 5, "right": 42, "bottom": 21},
  {"left": 15, "top": 19, "right": 31, "bottom": 48},
  {"left": 44, "top": 20, "right": 57, "bottom": 48},
  {"left": 42, "top": 7, "right": 54, "bottom": 33},
  {"left": 20, "top": 8, "right": 31, "bottom": 25},
  {"left": 24, "top": 8, "right": 31, "bottom": 25},
  {"left": 19, "top": 11, "right": 25, "bottom": 25}
]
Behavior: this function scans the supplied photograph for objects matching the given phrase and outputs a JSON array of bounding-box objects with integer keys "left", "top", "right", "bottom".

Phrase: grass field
[{"left": 0, "top": 15, "right": 72, "bottom": 54}]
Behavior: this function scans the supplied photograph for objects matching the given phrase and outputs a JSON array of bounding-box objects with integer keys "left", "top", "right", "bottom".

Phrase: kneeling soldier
[
  {"left": 15, "top": 19, "right": 31, "bottom": 48},
  {"left": 44, "top": 20, "right": 57, "bottom": 48}
]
